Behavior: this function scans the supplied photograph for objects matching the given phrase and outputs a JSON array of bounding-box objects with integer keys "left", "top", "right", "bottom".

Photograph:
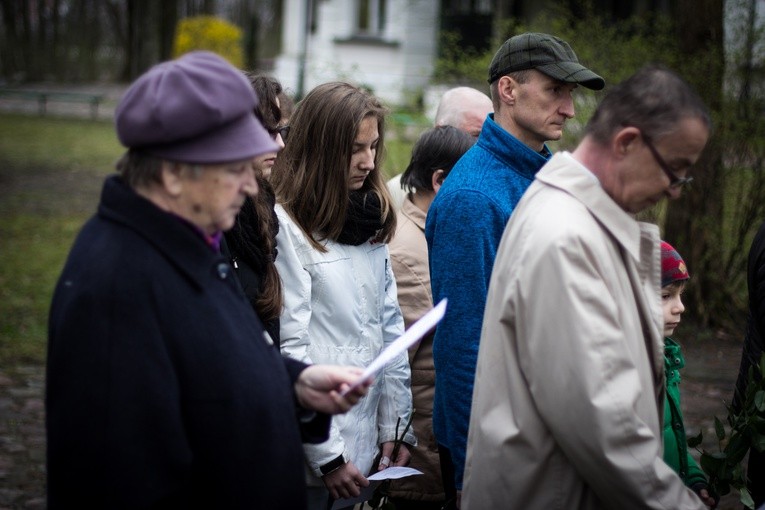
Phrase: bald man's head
[{"left": 434, "top": 87, "right": 493, "bottom": 137}]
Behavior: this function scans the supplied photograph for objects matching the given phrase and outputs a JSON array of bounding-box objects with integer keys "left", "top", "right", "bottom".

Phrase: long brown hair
[
  {"left": 228, "top": 73, "right": 287, "bottom": 324},
  {"left": 245, "top": 72, "right": 284, "bottom": 133},
  {"left": 270, "top": 82, "right": 395, "bottom": 252}
]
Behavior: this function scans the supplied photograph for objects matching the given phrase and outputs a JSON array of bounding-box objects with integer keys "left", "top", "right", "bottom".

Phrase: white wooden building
[{"left": 274, "top": 0, "right": 441, "bottom": 105}]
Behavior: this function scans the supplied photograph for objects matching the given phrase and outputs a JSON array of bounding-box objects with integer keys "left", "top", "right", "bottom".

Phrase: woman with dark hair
[
  {"left": 271, "top": 82, "right": 415, "bottom": 509},
  {"left": 387, "top": 125, "right": 475, "bottom": 510},
  {"left": 223, "top": 74, "right": 289, "bottom": 346}
]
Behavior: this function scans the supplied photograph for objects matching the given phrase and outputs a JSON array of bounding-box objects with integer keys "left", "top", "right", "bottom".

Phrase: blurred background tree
[{"left": 0, "top": 0, "right": 281, "bottom": 81}]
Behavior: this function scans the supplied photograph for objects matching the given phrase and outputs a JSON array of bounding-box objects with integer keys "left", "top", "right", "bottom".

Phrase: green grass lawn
[
  {"left": 0, "top": 114, "right": 123, "bottom": 364},
  {"left": 0, "top": 113, "right": 418, "bottom": 366}
]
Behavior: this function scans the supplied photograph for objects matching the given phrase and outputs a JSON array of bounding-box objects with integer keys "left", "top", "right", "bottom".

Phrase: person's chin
[
  {"left": 630, "top": 197, "right": 659, "bottom": 214},
  {"left": 219, "top": 217, "right": 236, "bottom": 232},
  {"left": 546, "top": 126, "right": 564, "bottom": 140}
]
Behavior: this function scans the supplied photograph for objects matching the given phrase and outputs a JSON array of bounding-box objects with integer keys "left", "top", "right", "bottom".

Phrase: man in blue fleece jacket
[{"left": 425, "top": 32, "right": 604, "bottom": 506}]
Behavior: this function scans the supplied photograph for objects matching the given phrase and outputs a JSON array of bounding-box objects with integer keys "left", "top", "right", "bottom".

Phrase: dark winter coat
[
  {"left": 46, "top": 175, "right": 329, "bottom": 510},
  {"left": 735, "top": 219, "right": 765, "bottom": 507}
]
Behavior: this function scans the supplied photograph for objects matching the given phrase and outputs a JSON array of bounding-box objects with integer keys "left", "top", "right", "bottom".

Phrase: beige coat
[
  {"left": 388, "top": 196, "right": 445, "bottom": 502},
  {"left": 462, "top": 153, "right": 704, "bottom": 510}
]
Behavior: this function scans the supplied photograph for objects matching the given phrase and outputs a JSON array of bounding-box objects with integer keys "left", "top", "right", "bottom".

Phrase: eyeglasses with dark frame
[
  {"left": 641, "top": 135, "right": 694, "bottom": 189},
  {"left": 268, "top": 125, "right": 290, "bottom": 142}
]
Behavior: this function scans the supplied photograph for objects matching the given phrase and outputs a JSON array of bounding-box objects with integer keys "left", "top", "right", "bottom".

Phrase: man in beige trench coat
[{"left": 462, "top": 65, "right": 711, "bottom": 510}]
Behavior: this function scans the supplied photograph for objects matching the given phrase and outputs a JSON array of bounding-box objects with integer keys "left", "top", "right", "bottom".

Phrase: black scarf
[
  {"left": 337, "top": 190, "right": 383, "bottom": 245},
  {"left": 225, "top": 180, "right": 278, "bottom": 277}
]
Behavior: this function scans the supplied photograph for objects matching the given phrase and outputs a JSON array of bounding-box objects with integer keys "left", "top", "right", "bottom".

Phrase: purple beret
[{"left": 115, "top": 51, "right": 278, "bottom": 164}]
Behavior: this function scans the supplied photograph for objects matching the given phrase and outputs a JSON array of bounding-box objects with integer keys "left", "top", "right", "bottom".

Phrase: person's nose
[
  {"left": 275, "top": 133, "right": 286, "bottom": 150},
  {"left": 674, "top": 297, "right": 685, "bottom": 314},
  {"left": 559, "top": 95, "right": 575, "bottom": 119},
  {"left": 359, "top": 148, "right": 375, "bottom": 170}
]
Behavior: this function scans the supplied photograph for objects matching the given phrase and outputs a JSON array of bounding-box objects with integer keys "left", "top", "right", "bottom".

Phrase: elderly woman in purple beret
[{"left": 46, "top": 51, "right": 370, "bottom": 510}]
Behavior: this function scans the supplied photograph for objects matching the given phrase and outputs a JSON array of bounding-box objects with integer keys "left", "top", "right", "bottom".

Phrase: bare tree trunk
[
  {"left": 663, "top": 0, "right": 725, "bottom": 327},
  {"left": 738, "top": 0, "right": 758, "bottom": 118},
  {"left": 19, "top": 0, "right": 36, "bottom": 80},
  {"left": 51, "top": 0, "right": 61, "bottom": 79},
  {"left": 105, "top": 0, "right": 128, "bottom": 80},
  {"left": 159, "top": 0, "right": 179, "bottom": 60},
  {"left": 202, "top": 0, "right": 216, "bottom": 15},
  {"left": 0, "top": 0, "right": 22, "bottom": 81},
  {"left": 37, "top": 0, "right": 48, "bottom": 78},
  {"left": 124, "top": 0, "right": 152, "bottom": 80}
]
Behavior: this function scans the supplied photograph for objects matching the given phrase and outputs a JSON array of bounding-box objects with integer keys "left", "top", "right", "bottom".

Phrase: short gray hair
[
  {"left": 116, "top": 150, "right": 163, "bottom": 189},
  {"left": 490, "top": 70, "right": 531, "bottom": 111}
]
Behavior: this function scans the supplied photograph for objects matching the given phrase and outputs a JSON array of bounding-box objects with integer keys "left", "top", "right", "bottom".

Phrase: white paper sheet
[
  {"left": 340, "top": 299, "right": 447, "bottom": 396},
  {"left": 367, "top": 466, "right": 423, "bottom": 481},
  {"left": 329, "top": 468, "right": 423, "bottom": 509}
]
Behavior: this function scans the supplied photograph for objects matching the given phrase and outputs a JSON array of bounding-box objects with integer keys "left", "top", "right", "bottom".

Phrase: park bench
[{"left": 0, "top": 89, "right": 105, "bottom": 119}]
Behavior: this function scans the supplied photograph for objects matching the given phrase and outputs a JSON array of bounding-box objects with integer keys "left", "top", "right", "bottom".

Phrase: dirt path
[
  {"left": 0, "top": 367, "right": 45, "bottom": 510},
  {"left": 681, "top": 333, "right": 746, "bottom": 510}
]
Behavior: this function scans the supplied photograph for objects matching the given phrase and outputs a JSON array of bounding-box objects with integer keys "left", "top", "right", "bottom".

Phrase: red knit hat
[{"left": 661, "top": 241, "right": 690, "bottom": 287}]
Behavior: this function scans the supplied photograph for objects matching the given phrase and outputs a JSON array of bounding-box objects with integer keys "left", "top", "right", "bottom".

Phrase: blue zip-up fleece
[{"left": 425, "top": 113, "right": 550, "bottom": 489}]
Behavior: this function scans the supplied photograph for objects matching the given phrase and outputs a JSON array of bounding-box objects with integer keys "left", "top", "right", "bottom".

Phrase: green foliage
[
  {"left": 432, "top": 30, "right": 493, "bottom": 87},
  {"left": 172, "top": 16, "right": 244, "bottom": 68},
  {"left": 382, "top": 112, "right": 428, "bottom": 179},
  {"left": 433, "top": 9, "right": 681, "bottom": 90},
  {"left": 690, "top": 354, "right": 765, "bottom": 509}
]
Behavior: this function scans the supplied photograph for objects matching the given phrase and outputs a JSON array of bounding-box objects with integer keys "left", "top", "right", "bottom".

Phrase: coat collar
[
  {"left": 97, "top": 175, "right": 226, "bottom": 291},
  {"left": 400, "top": 195, "right": 426, "bottom": 232},
  {"left": 476, "top": 114, "right": 551, "bottom": 180},
  {"left": 535, "top": 152, "right": 650, "bottom": 266}
]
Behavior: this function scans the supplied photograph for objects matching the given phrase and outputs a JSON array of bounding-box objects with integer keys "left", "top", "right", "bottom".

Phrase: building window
[
  {"left": 443, "top": 0, "right": 492, "bottom": 14},
  {"left": 356, "top": 0, "right": 386, "bottom": 36}
]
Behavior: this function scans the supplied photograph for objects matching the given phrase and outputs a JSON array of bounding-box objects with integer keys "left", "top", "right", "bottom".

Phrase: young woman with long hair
[
  {"left": 271, "top": 82, "right": 415, "bottom": 509},
  {"left": 223, "top": 74, "right": 288, "bottom": 346}
]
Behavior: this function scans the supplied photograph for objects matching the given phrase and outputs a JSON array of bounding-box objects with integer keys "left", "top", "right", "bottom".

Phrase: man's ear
[
  {"left": 160, "top": 161, "right": 185, "bottom": 197},
  {"left": 612, "top": 126, "right": 641, "bottom": 160},
  {"left": 496, "top": 75, "right": 517, "bottom": 106},
  {"left": 432, "top": 169, "right": 446, "bottom": 193}
]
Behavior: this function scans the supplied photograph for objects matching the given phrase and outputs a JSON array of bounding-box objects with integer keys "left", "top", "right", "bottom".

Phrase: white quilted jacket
[{"left": 274, "top": 204, "right": 416, "bottom": 486}]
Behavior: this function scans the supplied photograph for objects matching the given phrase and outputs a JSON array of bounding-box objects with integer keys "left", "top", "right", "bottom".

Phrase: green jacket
[{"left": 663, "top": 337, "right": 708, "bottom": 488}]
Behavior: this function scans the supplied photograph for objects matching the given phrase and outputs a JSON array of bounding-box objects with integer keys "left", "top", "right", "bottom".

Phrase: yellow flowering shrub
[{"left": 172, "top": 16, "right": 244, "bottom": 68}]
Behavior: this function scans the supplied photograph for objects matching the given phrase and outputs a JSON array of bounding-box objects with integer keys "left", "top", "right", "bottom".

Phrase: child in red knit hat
[{"left": 660, "top": 240, "right": 717, "bottom": 507}]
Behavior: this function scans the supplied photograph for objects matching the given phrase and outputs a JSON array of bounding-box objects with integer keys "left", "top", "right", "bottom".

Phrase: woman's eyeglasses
[{"left": 269, "top": 125, "right": 290, "bottom": 142}]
